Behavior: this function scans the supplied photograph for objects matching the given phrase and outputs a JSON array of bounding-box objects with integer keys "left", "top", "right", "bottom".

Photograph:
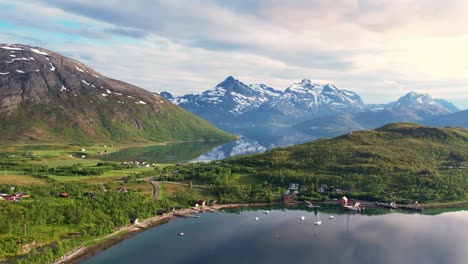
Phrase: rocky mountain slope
[{"left": 0, "top": 44, "right": 233, "bottom": 143}]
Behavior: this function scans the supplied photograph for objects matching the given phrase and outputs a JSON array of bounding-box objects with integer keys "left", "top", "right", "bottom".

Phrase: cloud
[
  {"left": 104, "top": 27, "right": 149, "bottom": 39},
  {"left": 1, "top": 0, "right": 467, "bottom": 108}
]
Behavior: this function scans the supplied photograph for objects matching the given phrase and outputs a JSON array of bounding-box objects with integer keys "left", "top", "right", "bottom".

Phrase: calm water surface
[
  {"left": 82, "top": 206, "right": 468, "bottom": 264},
  {"left": 94, "top": 126, "right": 318, "bottom": 163}
]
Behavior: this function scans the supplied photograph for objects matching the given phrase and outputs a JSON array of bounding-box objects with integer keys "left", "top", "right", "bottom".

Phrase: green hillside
[
  {"left": 0, "top": 97, "right": 234, "bottom": 144},
  {"left": 0, "top": 44, "right": 234, "bottom": 144},
  {"left": 225, "top": 123, "right": 468, "bottom": 202}
]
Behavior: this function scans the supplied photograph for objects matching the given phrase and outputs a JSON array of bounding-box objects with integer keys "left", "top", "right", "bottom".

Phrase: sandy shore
[{"left": 54, "top": 202, "right": 280, "bottom": 264}]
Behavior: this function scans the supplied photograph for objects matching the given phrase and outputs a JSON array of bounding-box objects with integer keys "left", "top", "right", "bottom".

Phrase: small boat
[
  {"left": 313, "top": 220, "right": 322, "bottom": 225},
  {"left": 329, "top": 216, "right": 334, "bottom": 219},
  {"left": 263, "top": 210, "right": 270, "bottom": 214},
  {"left": 300, "top": 216, "right": 305, "bottom": 221},
  {"left": 178, "top": 232, "right": 184, "bottom": 236},
  {"left": 255, "top": 217, "right": 259, "bottom": 221},
  {"left": 305, "top": 201, "right": 319, "bottom": 208}
]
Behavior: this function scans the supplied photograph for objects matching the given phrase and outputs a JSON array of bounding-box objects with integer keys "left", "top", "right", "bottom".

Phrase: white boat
[
  {"left": 178, "top": 232, "right": 184, "bottom": 236},
  {"left": 305, "top": 201, "right": 318, "bottom": 208},
  {"left": 255, "top": 217, "right": 259, "bottom": 221},
  {"left": 329, "top": 216, "right": 334, "bottom": 219},
  {"left": 313, "top": 220, "right": 322, "bottom": 225},
  {"left": 263, "top": 210, "right": 270, "bottom": 214},
  {"left": 300, "top": 216, "right": 305, "bottom": 221}
]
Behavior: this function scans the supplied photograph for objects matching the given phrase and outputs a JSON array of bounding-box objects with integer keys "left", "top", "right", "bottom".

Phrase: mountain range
[
  {"left": 162, "top": 76, "right": 465, "bottom": 137},
  {"left": 0, "top": 44, "right": 233, "bottom": 143}
]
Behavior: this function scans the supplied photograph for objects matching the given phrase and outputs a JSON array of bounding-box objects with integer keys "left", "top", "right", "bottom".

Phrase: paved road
[
  {"left": 142, "top": 178, "right": 160, "bottom": 200},
  {"left": 159, "top": 180, "right": 207, "bottom": 189}
]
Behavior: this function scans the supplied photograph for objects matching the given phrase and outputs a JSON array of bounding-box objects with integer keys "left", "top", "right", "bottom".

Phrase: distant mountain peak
[
  {"left": 160, "top": 91, "right": 174, "bottom": 100},
  {"left": 396, "top": 91, "right": 434, "bottom": 106}
]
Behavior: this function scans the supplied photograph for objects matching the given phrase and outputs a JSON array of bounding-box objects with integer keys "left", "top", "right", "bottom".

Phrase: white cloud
[{"left": 2, "top": 0, "right": 468, "bottom": 108}]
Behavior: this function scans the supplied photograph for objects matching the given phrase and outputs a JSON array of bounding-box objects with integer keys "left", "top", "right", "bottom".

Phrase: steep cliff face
[{"left": 0, "top": 44, "right": 233, "bottom": 143}]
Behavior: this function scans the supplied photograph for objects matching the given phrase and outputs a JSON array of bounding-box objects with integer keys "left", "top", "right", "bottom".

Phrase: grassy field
[{"left": 0, "top": 173, "right": 48, "bottom": 186}]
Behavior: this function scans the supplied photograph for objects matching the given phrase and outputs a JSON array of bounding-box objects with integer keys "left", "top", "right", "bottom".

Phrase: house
[
  {"left": 340, "top": 196, "right": 348, "bottom": 206},
  {"left": 156, "top": 210, "right": 167, "bottom": 215},
  {"left": 130, "top": 218, "right": 139, "bottom": 225},
  {"left": 319, "top": 184, "right": 329, "bottom": 193},
  {"left": 198, "top": 200, "right": 206, "bottom": 206},
  {"left": 59, "top": 192, "right": 69, "bottom": 198},
  {"left": 288, "top": 183, "right": 299, "bottom": 191},
  {"left": 282, "top": 194, "right": 295, "bottom": 204}
]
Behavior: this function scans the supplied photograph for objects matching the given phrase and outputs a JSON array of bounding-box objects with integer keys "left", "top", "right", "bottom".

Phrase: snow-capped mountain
[
  {"left": 162, "top": 77, "right": 367, "bottom": 127},
  {"left": 263, "top": 79, "right": 365, "bottom": 122},
  {"left": 391, "top": 92, "right": 453, "bottom": 119},
  {"left": 161, "top": 76, "right": 283, "bottom": 128},
  {"left": 164, "top": 76, "right": 282, "bottom": 115},
  {"left": 162, "top": 77, "right": 460, "bottom": 131}
]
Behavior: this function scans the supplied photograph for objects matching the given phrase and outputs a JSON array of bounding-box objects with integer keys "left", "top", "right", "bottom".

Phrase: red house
[{"left": 282, "top": 194, "right": 295, "bottom": 204}]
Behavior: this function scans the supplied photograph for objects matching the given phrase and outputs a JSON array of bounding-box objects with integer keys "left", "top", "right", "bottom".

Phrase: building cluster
[
  {"left": 0, "top": 192, "right": 30, "bottom": 202},
  {"left": 121, "top": 161, "right": 157, "bottom": 168}
]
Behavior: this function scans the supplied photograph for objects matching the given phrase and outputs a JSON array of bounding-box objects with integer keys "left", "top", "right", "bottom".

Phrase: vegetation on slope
[{"left": 222, "top": 123, "right": 467, "bottom": 201}]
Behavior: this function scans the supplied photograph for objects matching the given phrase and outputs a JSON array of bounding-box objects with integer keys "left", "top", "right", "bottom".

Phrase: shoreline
[
  {"left": 54, "top": 202, "right": 280, "bottom": 264},
  {"left": 54, "top": 200, "right": 467, "bottom": 264}
]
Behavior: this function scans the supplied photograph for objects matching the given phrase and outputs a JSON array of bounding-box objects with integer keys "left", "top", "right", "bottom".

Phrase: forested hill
[
  {"left": 231, "top": 123, "right": 467, "bottom": 173},
  {"left": 226, "top": 123, "right": 467, "bottom": 201}
]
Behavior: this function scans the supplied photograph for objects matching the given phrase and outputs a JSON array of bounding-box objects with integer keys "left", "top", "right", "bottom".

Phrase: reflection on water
[
  {"left": 90, "top": 141, "right": 226, "bottom": 163},
  {"left": 95, "top": 126, "right": 340, "bottom": 163},
  {"left": 193, "top": 126, "right": 317, "bottom": 161},
  {"left": 82, "top": 206, "right": 468, "bottom": 264}
]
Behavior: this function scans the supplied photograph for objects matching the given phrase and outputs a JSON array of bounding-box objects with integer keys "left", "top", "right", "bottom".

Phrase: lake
[
  {"left": 94, "top": 125, "right": 320, "bottom": 163},
  {"left": 81, "top": 206, "right": 468, "bottom": 264}
]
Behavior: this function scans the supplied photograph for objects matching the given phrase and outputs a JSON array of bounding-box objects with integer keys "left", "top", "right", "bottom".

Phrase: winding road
[{"left": 142, "top": 178, "right": 161, "bottom": 200}]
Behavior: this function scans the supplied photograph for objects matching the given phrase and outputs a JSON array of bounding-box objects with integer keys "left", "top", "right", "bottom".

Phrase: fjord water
[
  {"left": 95, "top": 126, "right": 317, "bottom": 163},
  {"left": 82, "top": 206, "right": 468, "bottom": 264}
]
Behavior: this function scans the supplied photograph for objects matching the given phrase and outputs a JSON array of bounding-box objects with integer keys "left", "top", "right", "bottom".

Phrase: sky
[{"left": 1, "top": 0, "right": 467, "bottom": 109}]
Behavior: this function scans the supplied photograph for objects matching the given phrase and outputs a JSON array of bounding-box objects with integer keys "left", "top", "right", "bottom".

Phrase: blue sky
[{"left": 1, "top": 0, "right": 467, "bottom": 108}]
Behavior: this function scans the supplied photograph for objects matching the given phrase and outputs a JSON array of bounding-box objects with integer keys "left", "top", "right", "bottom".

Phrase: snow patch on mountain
[
  {"left": 1, "top": 46, "right": 23, "bottom": 51},
  {"left": 30, "top": 48, "right": 48, "bottom": 56}
]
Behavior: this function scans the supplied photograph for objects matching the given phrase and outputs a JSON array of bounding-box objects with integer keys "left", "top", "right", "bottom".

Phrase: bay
[{"left": 82, "top": 206, "right": 468, "bottom": 264}]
